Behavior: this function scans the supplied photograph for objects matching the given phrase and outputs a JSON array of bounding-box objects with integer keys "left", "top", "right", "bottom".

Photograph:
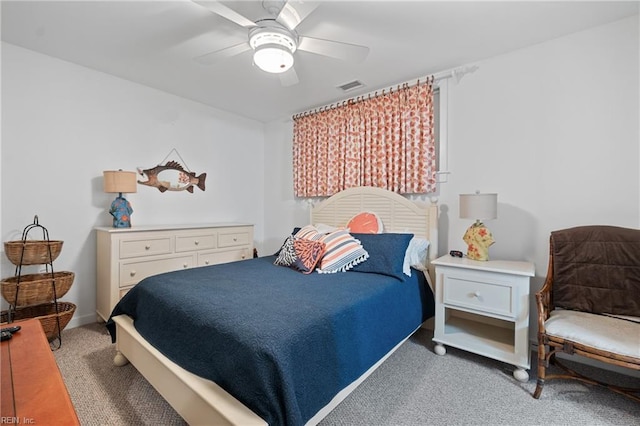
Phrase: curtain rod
[{"left": 293, "top": 64, "right": 479, "bottom": 119}]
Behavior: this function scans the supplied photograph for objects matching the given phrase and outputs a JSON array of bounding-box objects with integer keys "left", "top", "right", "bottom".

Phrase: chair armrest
[
  {"left": 536, "top": 276, "right": 553, "bottom": 333},
  {"left": 536, "top": 246, "right": 555, "bottom": 334}
]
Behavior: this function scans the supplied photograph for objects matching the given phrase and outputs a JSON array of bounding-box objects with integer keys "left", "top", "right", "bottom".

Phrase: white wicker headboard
[{"left": 310, "top": 186, "right": 439, "bottom": 265}]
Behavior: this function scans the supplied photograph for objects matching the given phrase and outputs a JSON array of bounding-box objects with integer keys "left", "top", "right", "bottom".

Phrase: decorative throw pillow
[
  {"left": 274, "top": 236, "right": 326, "bottom": 274},
  {"left": 347, "top": 212, "right": 383, "bottom": 234},
  {"left": 350, "top": 233, "right": 414, "bottom": 281},
  {"left": 316, "top": 229, "right": 369, "bottom": 273},
  {"left": 294, "top": 225, "right": 323, "bottom": 240}
]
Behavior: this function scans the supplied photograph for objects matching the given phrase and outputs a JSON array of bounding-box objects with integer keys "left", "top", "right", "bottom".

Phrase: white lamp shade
[
  {"left": 459, "top": 193, "right": 497, "bottom": 221},
  {"left": 253, "top": 44, "right": 294, "bottom": 73},
  {"left": 103, "top": 170, "right": 137, "bottom": 193}
]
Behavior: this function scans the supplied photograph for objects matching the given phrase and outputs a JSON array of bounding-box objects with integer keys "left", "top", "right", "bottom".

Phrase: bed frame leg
[{"left": 114, "top": 351, "right": 130, "bottom": 367}]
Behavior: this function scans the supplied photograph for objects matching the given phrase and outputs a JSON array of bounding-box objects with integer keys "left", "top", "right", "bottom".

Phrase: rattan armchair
[{"left": 534, "top": 226, "right": 640, "bottom": 402}]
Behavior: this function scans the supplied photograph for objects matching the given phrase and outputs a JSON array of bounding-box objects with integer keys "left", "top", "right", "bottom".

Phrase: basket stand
[{"left": 3, "top": 216, "right": 67, "bottom": 349}]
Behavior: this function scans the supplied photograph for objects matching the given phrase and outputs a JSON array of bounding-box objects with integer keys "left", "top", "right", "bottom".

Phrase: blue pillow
[{"left": 350, "top": 233, "right": 414, "bottom": 281}]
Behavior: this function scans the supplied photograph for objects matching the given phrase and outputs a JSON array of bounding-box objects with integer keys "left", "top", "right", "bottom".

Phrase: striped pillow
[
  {"left": 294, "top": 225, "right": 322, "bottom": 240},
  {"left": 315, "top": 229, "right": 369, "bottom": 273}
]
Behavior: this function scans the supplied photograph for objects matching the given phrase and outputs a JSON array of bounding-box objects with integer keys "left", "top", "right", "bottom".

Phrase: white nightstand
[{"left": 432, "top": 255, "right": 535, "bottom": 382}]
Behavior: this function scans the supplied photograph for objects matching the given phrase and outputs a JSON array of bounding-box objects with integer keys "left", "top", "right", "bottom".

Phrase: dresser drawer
[
  {"left": 119, "top": 287, "right": 133, "bottom": 299},
  {"left": 218, "top": 230, "right": 250, "bottom": 248},
  {"left": 443, "top": 276, "right": 513, "bottom": 317},
  {"left": 199, "top": 248, "right": 250, "bottom": 266},
  {"left": 175, "top": 233, "right": 216, "bottom": 252},
  {"left": 119, "top": 255, "right": 194, "bottom": 287},
  {"left": 120, "top": 237, "right": 172, "bottom": 259}
]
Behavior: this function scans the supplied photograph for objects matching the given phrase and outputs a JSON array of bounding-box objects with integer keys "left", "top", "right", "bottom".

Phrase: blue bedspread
[{"left": 107, "top": 256, "right": 434, "bottom": 425}]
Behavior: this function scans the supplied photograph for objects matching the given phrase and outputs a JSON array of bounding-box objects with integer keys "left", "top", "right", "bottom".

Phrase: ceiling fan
[{"left": 192, "top": 0, "right": 370, "bottom": 86}]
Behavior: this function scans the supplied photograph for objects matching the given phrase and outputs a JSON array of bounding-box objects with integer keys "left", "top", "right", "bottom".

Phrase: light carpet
[{"left": 53, "top": 323, "right": 640, "bottom": 425}]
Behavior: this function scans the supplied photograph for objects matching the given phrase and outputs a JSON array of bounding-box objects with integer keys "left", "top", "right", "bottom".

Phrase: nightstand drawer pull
[
  {"left": 195, "top": 240, "right": 199, "bottom": 245},
  {"left": 130, "top": 271, "right": 136, "bottom": 277},
  {"left": 473, "top": 291, "right": 481, "bottom": 297}
]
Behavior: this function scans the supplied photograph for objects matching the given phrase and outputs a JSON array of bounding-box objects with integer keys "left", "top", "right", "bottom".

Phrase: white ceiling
[{"left": 2, "top": 1, "right": 638, "bottom": 123}]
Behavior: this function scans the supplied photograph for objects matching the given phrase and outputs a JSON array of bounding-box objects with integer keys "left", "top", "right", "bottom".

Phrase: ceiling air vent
[{"left": 337, "top": 80, "right": 365, "bottom": 92}]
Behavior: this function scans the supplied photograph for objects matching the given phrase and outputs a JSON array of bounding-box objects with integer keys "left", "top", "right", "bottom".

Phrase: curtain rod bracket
[{"left": 449, "top": 65, "right": 479, "bottom": 84}]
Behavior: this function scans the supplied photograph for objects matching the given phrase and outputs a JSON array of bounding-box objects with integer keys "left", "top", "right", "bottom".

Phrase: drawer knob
[
  {"left": 195, "top": 240, "right": 199, "bottom": 245},
  {"left": 183, "top": 263, "right": 188, "bottom": 268},
  {"left": 130, "top": 271, "right": 136, "bottom": 277},
  {"left": 145, "top": 245, "right": 151, "bottom": 250},
  {"left": 233, "top": 237, "right": 237, "bottom": 242},
  {"left": 241, "top": 255, "right": 246, "bottom": 259},
  {"left": 473, "top": 291, "right": 481, "bottom": 298},
  {"left": 205, "top": 260, "right": 210, "bottom": 265}
]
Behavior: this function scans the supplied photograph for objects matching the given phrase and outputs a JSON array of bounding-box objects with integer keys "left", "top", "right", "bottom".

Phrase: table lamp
[
  {"left": 459, "top": 192, "right": 497, "bottom": 261},
  {"left": 103, "top": 170, "right": 137, "bottom": 228}
]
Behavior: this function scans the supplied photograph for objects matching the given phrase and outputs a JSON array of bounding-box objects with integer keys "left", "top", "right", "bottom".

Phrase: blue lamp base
[{"left": 109, "top": 194, "right": 133, "bottom": 228}]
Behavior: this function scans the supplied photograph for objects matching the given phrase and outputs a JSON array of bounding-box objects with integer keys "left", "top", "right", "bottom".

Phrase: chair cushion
[
  {"left": 545, "top": 310, "right": 640, "bottom": 359},
  {"left": 551, "top": 226, "right": 640, "bottom": 317}
]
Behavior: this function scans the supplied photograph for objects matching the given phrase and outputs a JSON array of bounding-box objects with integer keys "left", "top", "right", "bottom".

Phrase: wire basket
[
  {"left": 4, "top": 240, "right": 64, "bottom": 265},
  {"left": 1, "top": 302, "right": 76, "bottom": 341},
  {"left": 1, "top": 271, "right": 74, "bottom": 307}
]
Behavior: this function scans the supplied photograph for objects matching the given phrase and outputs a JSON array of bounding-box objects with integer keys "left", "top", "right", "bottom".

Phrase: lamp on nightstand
[
  {"left": 459, "top": 191, "right": 497, "bottom": 261},
  {"left": 103, "top": 170, "right": 137, "bottom": 228}
]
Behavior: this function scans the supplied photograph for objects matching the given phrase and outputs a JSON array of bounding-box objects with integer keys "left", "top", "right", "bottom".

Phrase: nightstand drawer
[
  {"left": 443, "top": 276, "right": 513, "bottom": 317},
  {"left": 218, "top": 231, "right": 250, "bottom": 248},
  {"left": 175, "top": 233, "right": 216, "bottom": 252},
  {"left": 119, "top": 255, "right": 193, "bottom": 287},
  {"left": 120, "top": 237, "right": 172, "bottom": 259}
]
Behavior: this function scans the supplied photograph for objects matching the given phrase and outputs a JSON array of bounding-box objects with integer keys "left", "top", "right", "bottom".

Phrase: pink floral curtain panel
[{"left": 293, "top": 78, "right": 436, "bottom": 197}]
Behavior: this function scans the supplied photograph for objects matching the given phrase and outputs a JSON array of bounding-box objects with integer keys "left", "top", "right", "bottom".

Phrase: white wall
[
  {"left": 2, "top": 15, "right": 638, "bottom": 336},
  {"left": 263, "top": 16, "right": 640, "bottom": 339},
  {"left": 1, "top": 43, "right": 265, "bottom": 327},
  {"left": 263, "top": 118, "right": 310, "bottom": 254}
]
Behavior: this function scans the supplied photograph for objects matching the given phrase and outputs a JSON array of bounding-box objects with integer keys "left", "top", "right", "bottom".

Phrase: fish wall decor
[{"left": 137, "top": 161, "right": 206, "bottom": 193}]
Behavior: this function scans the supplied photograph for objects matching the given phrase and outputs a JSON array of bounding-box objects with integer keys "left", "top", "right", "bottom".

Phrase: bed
[{"left": 107, "top": 186, "right": 439, "bottom": 425}]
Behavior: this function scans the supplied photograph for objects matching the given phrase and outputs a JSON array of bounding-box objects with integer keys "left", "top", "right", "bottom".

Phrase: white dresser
[
  {"left": 96, "top": 223, "right": 254, "bottom": 322},
  {"left": 431, "top": 255, "right": 535, "bottom": 382}
]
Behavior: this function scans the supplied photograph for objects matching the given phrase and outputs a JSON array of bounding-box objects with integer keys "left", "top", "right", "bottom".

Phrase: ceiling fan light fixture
[
  {"left": 253, "top": 44, "right": 294, "bottom": 73},
  {"left": 249, "top": 23, "right": 297, "bottom": 74}
]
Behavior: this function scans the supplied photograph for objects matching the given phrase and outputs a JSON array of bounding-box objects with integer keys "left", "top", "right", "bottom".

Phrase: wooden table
[{"left": 1, "top": 318, "right": 79, "bottom": 425}]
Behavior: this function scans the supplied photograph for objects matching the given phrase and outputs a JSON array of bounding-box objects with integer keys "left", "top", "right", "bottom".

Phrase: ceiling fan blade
[
  {"left": 298, "top": 36, "right": 369, "bottom": 63},
  {"left": 194, "top": 42, "right": 251, "bottom": 65},
  {"left": 279, "top": 66, "right": 299, "bottom": 87},
  {"left": 193, "top": 1, "right": 256, "bottom": 28},
  {"left": 277, "top": 1, "right": 319, "bottom": 31}
]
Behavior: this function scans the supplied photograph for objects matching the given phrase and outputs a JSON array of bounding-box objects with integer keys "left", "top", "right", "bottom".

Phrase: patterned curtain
[{"left": 293, "top": 78, "right": 436, "bottom": 197}]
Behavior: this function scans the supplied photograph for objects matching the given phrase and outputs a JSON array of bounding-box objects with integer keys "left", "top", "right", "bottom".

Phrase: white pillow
[
  {"left": 403, "top": 237, "right": 430, "bottom": 276},
  {"left": 314, "top": 223, "right": 340, "bottom": 234}
]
